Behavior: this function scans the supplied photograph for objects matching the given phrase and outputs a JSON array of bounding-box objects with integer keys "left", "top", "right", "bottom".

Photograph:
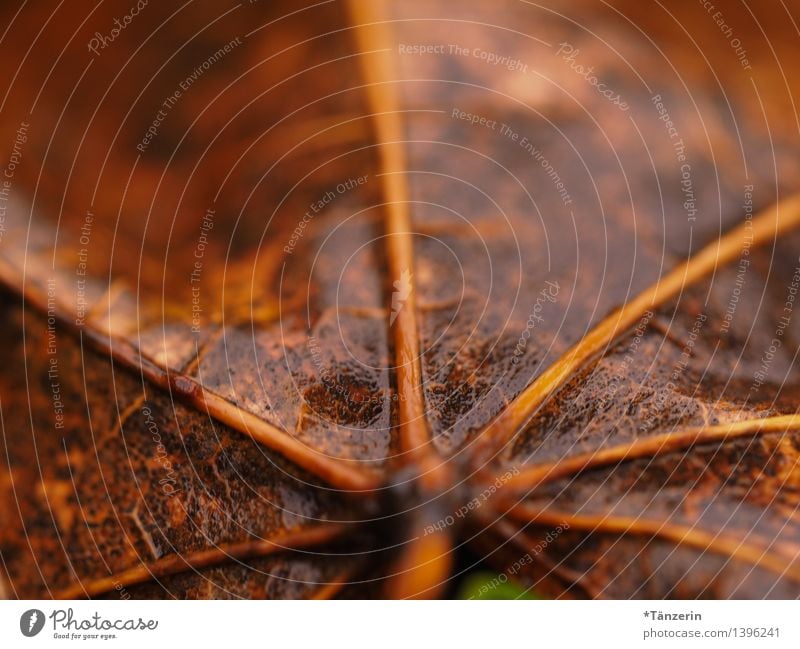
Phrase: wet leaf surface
[{"left": 1, "top": 0, "right": 800, "bottom": 599}]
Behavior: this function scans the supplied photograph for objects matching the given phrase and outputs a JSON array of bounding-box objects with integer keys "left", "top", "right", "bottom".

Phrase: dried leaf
[{"left": 1, "top": 0, "right": 800, "bottom": 599}]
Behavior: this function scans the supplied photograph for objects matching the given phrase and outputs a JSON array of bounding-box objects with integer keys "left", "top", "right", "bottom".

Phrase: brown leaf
[{"left": 1, "top": 0, "right": 800, "bottom": 599}]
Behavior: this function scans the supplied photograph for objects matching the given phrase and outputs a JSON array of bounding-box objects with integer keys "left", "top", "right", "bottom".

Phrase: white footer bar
[{"left": 0, "top": 600, "right": 795, "bottom": 647}]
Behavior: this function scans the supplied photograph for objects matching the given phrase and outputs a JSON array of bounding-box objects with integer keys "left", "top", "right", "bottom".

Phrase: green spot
[{"left": 457, "top": 572, "right": 541, "bottom": 600}]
